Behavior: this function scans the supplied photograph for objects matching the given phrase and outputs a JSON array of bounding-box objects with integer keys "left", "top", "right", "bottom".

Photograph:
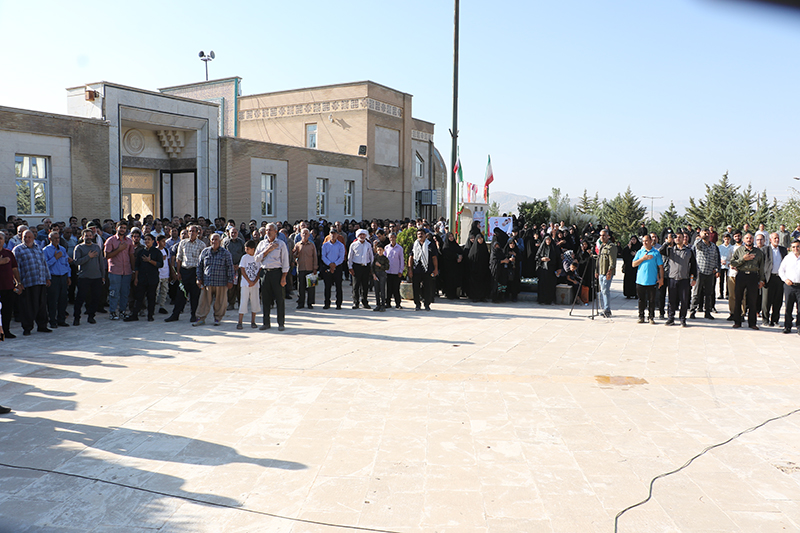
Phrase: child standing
[
  {"left": 372, "top": 243, "right": 390, "bottom": 312},
  {"left": 237, "top": 240, "right": 261, "bottom": 329}
]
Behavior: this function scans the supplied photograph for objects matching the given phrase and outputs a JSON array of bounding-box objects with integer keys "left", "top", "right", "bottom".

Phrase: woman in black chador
[
  {"left": 504, "top": 237, "right": 521, "bottom": 301},
  {"left": 536, "top": 234, "right": 561, "bottom": 304},
  {"left": 490, "top": 228, "right": 510, "bottom": 302},
  {"left": 439, "top": 232, "right": 463, "bottom": 299},
  {"left": 468, "top": 233, "right": 490, "bottom": 302},
  {"left": 621, "top": 235, "right": 642, "bottom": 299}
]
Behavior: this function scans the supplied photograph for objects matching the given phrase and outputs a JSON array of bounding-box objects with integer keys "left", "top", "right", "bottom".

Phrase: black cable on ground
[
  {"left": 0, "top": 461, "right": 398, "bottom": 533},
  {"left": 614, "top": 406, "right": 800, "bottom": 532}
]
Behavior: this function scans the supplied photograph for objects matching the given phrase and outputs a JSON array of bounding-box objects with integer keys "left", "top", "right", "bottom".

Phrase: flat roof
[
  {"left": 0, "top": 105, "right": 109, "bottom": 126},
  {"left": 66, "top": 81, "right": 220, "bottom": 107},
  {"left": 159, "top": 77, "right": 241, "bottom": 92},
  {"left": 244, "top": 80, "right": 412, "bottom": 100}
]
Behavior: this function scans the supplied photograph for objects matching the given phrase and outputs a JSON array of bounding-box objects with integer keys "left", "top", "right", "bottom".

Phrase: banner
[{"left": 488, "top": 216, "right": 513, "bottom": 236}]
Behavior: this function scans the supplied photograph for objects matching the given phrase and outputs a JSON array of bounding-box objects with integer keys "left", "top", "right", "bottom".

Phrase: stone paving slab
[{"left": 1, "top": 277, "right": 800, "bottom": 532}]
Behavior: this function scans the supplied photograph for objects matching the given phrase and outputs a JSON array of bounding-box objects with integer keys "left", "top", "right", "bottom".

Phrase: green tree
[
  {"left": 547, "top": 188, "right": 570, "bottom": 219},
  {"left": 487, "top": 201, "right": 500, "bottom": 217},
  {"left": 648, "top": 201, "right": 685, "bottom": 238},
  {"left": 752, "top": 190, "right": 777, "bottom": 228},
  {"left": 517, "top": 200, "right": 550, "bottom": 228},
  {"left": 599, "top": 186, "right": 646, "bottom": 242},
  {"left": 685, "top": 172, "right": 756, "bottom": 230},
  {"left": 576, "top": 189, "right": 600, "bottom": 216},
  {"left": 776, "top": 190, "right": 800, "bottom": 229}
]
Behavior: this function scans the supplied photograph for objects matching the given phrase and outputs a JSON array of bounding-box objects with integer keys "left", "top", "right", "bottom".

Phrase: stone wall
[{"left": 0, "top": 106, "right": 110, "bottom": 222}]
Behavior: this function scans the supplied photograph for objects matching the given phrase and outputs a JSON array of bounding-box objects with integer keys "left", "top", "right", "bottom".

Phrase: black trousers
[
  {"left": 784, "top": 284, "right": 800, "bottom": 331},
  {"left": 0, "top": 289, "right": 15, "bottom": 334},
  {"left": 260, "top": 268, "right": 285, "bottom": 327},
  {"left": 296, "top": 270, "right": 316, "bottom": 306},
  {"left": 667, "top": 278, "right": 690, "bottom": 320},
  {"left": 352, "top": 263, "right": 371, "bottom": 306},
  {"left": 20, "top": 284, "right": 48, "bottom": 332},
  {"left": 690, "top": 272, "right": 716, "bottom": 313},
  {"left": 171, "top": 267, "right": 200, "bottom": 319},
  {"left": 68, "top": 263, "right": 78, "bottom": 302},
  {"left": 412, "top": 270, "right": 434, "bottom": 308},
  {"left": 656, "top": 282, "right": 667, "bottom": 315},
  {"left": 762, "top": 275, "right": 783, "bottom": 324},
  {"left": 132, "top": 279, "right": 158, "bottom": 318},
  {"left": 637, "top": 283, "right": 657, "bottom": 319},
  {"left": 387, "top": 273, "right": 402, "bottom": 307},
  {"left": 323, "top": 265, "right": 343, "bottom": 307},
  {"left": 733, "top": 271, "right": 760, "bottom": 327},
  {"left": 74, "top": 277, "right": 102, "bottom": 320},
  {"left": 47, "top": 273, "right": 69, "bottom": 325}
]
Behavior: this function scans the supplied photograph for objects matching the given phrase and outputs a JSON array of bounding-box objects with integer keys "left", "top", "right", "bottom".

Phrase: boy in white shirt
[{"left": 237, "top": 240, "right": 261, "bottom": 329}]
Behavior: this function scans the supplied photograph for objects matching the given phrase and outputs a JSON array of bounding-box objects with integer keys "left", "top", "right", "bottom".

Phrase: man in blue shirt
[
  {"left": 632, "top": 234, "right": 664, "bottom": 324},
  {"left": 13, "top": 230, "right": 52, "bottom": 335},
  {"left": 44, "top": 230, "right": 71, "bottom": 328},
  {"left": 321, "top": 228, "right": 346, "bottom": 309}
]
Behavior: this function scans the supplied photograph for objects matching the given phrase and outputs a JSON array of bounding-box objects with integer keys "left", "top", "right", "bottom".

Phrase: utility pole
[
  {"left": 642, "top": 195, "right": 663, "bottom": 224},
  {"left": 449, "top": 0, "right": 460, "bottom": 230}
]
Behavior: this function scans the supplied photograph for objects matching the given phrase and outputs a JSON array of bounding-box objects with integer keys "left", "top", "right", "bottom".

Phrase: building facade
[{"left": 1, "top": 78, "right": 446, "bottom": 225}]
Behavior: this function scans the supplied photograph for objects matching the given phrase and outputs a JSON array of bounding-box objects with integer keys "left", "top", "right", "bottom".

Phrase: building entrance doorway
[{"left": 121, "top": 168, "right": 158, "bottom": 219}]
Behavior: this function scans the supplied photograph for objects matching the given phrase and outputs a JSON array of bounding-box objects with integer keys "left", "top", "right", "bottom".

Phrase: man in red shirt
[{"left": 103, "top": 221, "right": 135, "bottom": 320}]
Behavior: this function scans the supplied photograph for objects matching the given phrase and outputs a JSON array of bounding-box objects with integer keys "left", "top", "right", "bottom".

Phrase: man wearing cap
[{"left": 348, "top": 229, "right": 374, "bottom": 309}]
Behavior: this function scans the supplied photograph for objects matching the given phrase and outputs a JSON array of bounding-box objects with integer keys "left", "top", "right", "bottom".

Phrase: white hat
[{"left": 356, "top": 229, "right": 369, "bottom": 238}]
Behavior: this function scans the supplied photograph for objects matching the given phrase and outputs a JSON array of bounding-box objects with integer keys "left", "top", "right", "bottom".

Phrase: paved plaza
[{"left": 1, "top": 276, "right": 800, "bottom": 532}]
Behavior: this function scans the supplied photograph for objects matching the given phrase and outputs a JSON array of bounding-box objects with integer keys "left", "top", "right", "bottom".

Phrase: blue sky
[{"left": 2, "top": 0, "right": 799, "bottom": 214}]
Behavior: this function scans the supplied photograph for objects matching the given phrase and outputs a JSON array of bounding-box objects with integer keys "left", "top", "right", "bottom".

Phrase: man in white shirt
[
  {"left": 348, "top": 229, "right": 374, "bottom": 309},
  {"left": 254, "top": 223, "right": 289, "bottom": 331},
  {"left": 779, "top": 240, "right": 800, "bottom": 334}
]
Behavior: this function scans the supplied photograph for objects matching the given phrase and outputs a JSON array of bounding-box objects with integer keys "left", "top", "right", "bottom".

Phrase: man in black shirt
[{"left": 125, "top": 234, "right": 163, "bottom": 322}]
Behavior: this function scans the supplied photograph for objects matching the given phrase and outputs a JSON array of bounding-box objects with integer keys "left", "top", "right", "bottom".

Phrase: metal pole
[
  {"left": 205, "top": 61, "right": 209, "bottom": 81},
  {"left": 450, "top": 0, "right": 460, "bottom": 230}
]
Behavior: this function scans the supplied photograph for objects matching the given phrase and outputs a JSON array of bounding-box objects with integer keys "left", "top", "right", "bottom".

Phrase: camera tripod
[{"left": 569, "top": 252, "right": 601, "bottom": 319}]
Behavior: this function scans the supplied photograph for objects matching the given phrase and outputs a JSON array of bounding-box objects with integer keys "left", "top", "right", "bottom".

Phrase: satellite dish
[
  {"left": 209, "top": 51, "right": 215, "bottom": 59},
  {"left": 199, "top": 51, "right": 205, "bottom": 57}
]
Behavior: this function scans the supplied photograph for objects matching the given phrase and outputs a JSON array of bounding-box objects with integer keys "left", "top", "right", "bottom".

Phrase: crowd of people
[{"left": 1, "top": 213, "right": 799, "bottom": 343}]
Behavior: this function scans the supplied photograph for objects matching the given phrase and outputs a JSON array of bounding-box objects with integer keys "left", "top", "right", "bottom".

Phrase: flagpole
[{"left": 449, "top": 0, "right": 460, "bottom": 232}]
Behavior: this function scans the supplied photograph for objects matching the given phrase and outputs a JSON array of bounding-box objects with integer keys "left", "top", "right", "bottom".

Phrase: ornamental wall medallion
[{"left": 123, "top": 129, "right": 146, "bottom": 155}]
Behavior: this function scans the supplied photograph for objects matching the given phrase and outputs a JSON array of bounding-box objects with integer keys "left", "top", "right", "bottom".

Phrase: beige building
[
  {"left": 1, "top": 77, "right": 446, "bottom": 225},
  {"left": 165, "top": 79, "right": 447, "bottom": 222}
]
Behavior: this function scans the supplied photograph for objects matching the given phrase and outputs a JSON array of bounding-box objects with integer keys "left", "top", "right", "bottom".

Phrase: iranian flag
[
  {"left": 483, "top": 155, "right": 494, "bottom": 202},
  {"left": 454, "top": 151, "right": 463, "bottom": 182}
]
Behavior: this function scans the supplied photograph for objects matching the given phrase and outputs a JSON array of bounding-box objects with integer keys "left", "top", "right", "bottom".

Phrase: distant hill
[{"left": 489, "top": 191, "right": 537, "bottom": 215}]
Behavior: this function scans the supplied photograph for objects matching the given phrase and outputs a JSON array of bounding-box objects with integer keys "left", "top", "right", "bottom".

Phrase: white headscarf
[{"left": 413, "top": 237, "right": 430, "bottom": 271}]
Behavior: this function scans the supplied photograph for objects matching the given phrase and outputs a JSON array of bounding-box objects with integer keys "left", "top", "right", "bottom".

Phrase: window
[
  {"left": 261, "top": 173, "right": 276, "bottom": 216},
  {"left": 344, "top": 180, "right": 355, "bottom": 217},
  {"left": 15, "top": 155, "right": 49, "bottom": 216},
  {"left": 315, "top": 178, "right": 327, "bottom": 217},
  {"left": 306, "top": 124, "right": 317, "bottom": 149},
  {"left": 415, "top": 153, "right": 424, "bottom": 178}
]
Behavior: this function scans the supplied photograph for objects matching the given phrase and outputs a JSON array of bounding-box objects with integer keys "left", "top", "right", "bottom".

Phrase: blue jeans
[
  {"left": 108, "top": 273, "right": 131, "bottom": 314},
  {"left": 598, "top": 275, "right": 613, "bottom": 313}
]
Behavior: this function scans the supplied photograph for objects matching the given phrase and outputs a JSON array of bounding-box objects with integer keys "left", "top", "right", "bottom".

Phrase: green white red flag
[{"left": 483, "top": 155, "right": 494, "bottom": 202}]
